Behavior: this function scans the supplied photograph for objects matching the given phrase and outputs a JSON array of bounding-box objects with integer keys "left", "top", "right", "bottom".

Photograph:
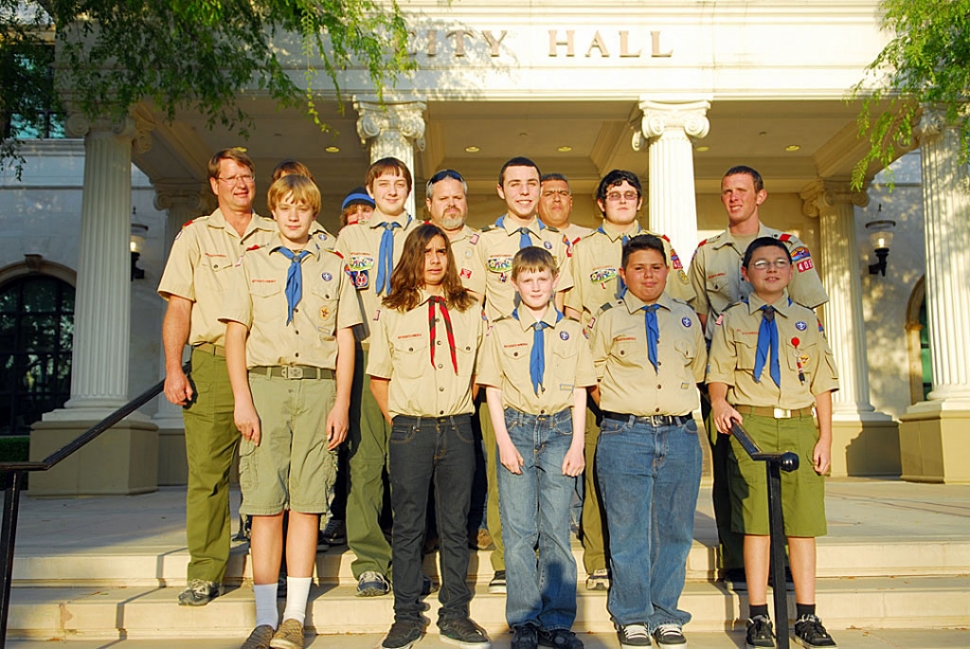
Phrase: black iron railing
[
  {"left": 727, "top": 418, "right": 800, "bottom": 649},
  {"left": 0, "top": 362, "right": 189, "bottom": 648}
]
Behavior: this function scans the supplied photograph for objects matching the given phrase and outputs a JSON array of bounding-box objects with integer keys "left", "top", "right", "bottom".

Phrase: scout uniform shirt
[
  {"left": 158, "top": 208, "right": 277, "bottom": 347},
  {"left": 477, "top": 306, "right": 596, "bottom": 416},
  {"left": 448, "top": 224, "right": 485, "bottom": 294},
  {"left": 689, "top": 224, "right": 828, "bottom": 340},
  {"left": 559, "top": 222, "right": 593, "bottom": 248},
  {"left": 589, "top": 292, "right": 706, "bottom": 417},
  {"left": 366, "top": 292, "right": 485, "bottom": 418},
  {"left": 221, "top": 236, "right": 362, "bottom": 369},
  {"left": 565, "top": 222, "right": 695, "bottom": 326},
  {"left": 334, "top": 212, "right": 419, "bottom": 342},
  {"left": 706, "top": 290, "right": 839, "bottom": 409},
  {"left": 309, "top": 221, "right": 336, "bottom": 250},
  {"left": 469, "top": 215, "right": 575, "bottom": 323}
]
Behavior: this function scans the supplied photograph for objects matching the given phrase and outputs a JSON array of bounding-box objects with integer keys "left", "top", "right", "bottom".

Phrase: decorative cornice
[{"left": 799, "top": 179, "right": 869, "bottom": 218}]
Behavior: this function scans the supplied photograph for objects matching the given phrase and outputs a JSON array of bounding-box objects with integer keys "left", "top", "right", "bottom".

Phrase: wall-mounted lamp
[
  {"left": 130, "top": 214, "right": 148, "bottom": 281},
  {"left": 865, "top": 210, "right": 896, "bottom": 276}
]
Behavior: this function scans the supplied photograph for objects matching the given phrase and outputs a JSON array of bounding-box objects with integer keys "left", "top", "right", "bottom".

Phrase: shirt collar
[
  {"left": 270, "top": 235, "right": 323, "bottom": 260},
  {"left": 513, "top": 304, "right": 562, "bottom": 331},
  {"left": 597, "top": 221, "right": 642, "bottom": 242},
  {"left": 744, "top": 289, "right": 792, "bottom": 316},
  {"left": 369, "top": 211, "right": 412, "bottom": 228},
  {"left": 713, "top": 222, "right": 771, "bottom": 250},
  {"left": 496, "top": 214, "right": 543, "bottom": 236},
  {"left": 622, "top": 290, "right": 674, "bottom": 314}
]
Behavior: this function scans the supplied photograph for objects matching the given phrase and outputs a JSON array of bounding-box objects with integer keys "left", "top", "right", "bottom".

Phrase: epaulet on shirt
[
  {"left": 492, "top": 314, "right": 512, "bottom": 324},
  {"left": 723, "top": 301, "right": 744, "bottom": 313},
  {"left": 598, "top": 300, "right": 619, "bottom": 313},
  {"left": 480, "top": 224, "right": 498, "bottom": 233},
  {"left": 671, "top": 297, "right": 691, "bottom": 309},
  {"left": 545, "top": 224, "right": 561, "bottom": 233}
]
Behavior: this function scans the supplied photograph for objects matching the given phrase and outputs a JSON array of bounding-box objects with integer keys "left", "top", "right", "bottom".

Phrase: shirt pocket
[
  {"left": 609, "top": 338, "right": 644, "bottom": 369},
  {"left": 248, "top": 280, "right": 284, "bottom": 326},
  {"left": 736, "top": 336, "right": 759, "bottom": 371},
  {"left": 787, "top": 339, "right": 817, "bottom": 383},
  {"left": 309, "top": 284, "right": 339, "bottom": 339},
  {"left": 197, "top": 254, "right": 236, "bottom": 292},
  {"left": 393, "top": 335, "right": 431, "bottom": 381}
]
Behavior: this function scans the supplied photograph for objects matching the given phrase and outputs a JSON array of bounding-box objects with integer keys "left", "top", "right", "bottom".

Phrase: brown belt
[
  {"left": 193, "top": 343, "right": 226, "bottom": 357},
  {"left": 737, "top": 405, "right": 814, "bottom": 419},
  {"left": 250, "top": 365, "right": 335, "bottom": 380}
]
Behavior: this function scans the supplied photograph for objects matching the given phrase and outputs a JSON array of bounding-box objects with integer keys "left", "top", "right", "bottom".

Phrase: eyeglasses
[
  {"left": 542, "top": 189, "right": 571, "bottom": 198},
  {"left": 750, "top": 259, "right": 792, "bottom": 271},
  {"left": 429, "top": 169, "right": 465, "bottom": 185},
  {"left": 217, "top": 174, "right": 255, "bottom": 185},
  {"left": 606, "top": 191, "right": 639, "bottom": 202}
]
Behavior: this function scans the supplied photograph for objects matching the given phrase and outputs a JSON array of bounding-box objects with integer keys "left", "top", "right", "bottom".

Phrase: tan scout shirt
[
  {"left": 469, "top": 215, "right": 574, "bottom": 322},
  {"left": 689, "top": 224, "right": 828, "bottom": 340},
  {"left": 309, "top": 222, "right": 336, "bottom": 250},
  {"left": 477, "top": 306, "right": 596, "bottom": 415},
  {"left": 334, "top": 213, "right": 419, "bottom": 342},
  {"left": 366, "top": 292, "right": 485, "bottom": 418},
  {"left": 157, "top": 208, "right": 277, "bottom": 347},
  {"left": 706, "top": 291, "right": 839, "bottom": 410},
  {"left": 565, "top": 222, "right": 694, "bottom": 325},
  {"left": 589, "top": 292, "right": 706, "bottom": 417},
  {"left": 220, "top": 236, "right": 362, "bottom": 369},
  {"left": 560, "top": 222, "right": 593, "bottom": 248},
  {"left": 448, "top": 225, "right": 485, "bottom": 294}
]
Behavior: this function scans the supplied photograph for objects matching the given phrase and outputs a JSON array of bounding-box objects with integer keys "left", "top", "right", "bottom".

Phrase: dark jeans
[{"left": 389, "top": 414, "right": 476, "bottom": 623}]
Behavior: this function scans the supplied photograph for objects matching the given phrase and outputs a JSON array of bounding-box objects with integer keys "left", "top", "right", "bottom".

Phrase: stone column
[
  {"left": 633, "top": 99, "right": 710, "bottom": 253},
  {"left": 31, "top": 114, "right": 160, "bottom": 495},
  {"left": 801, "top": 180, "right": 899, "bottom": 477},
  {"left": 899, "top": 109, "right": 970, "bottom": 483},
  {"left": 354, "top": 97, "right": 427, "bottom": 217},
  {"left": 152, "top": 184, "right": 208, "bottom": 485}
]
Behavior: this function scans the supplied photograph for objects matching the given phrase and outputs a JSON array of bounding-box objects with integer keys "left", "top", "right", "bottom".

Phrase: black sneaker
[
  {"left": 745, "top": 615, "right": 775, "bottom": 649},
  {"left": 438, "top": 616, "right": 490, "bottom": 648},
  {"left": 487, "top": 570, "right": 506, "bottom": 594},
  {"left": 382, "top": 619, "right": 424, "bottom": 649},
  {"left": 318, "top": 518, "right": 346, "bottom": 546},
  {"left": 793, "top": 614, "right": 837, "bottom": 648},
  {"left": 538, "top": 627, "right": 584, "bottom": 649},
  {"left": 720, "top": 568, "right": 747, "bottom": 592},
  {"left": 617, "top": 624, "right": 651, "bottom": 648},
  {"left": 653, "top": 623, "right": 687, "bottom": 647},
  {"left": 512, "top": 624, "right": 539, "bottom": 649}
]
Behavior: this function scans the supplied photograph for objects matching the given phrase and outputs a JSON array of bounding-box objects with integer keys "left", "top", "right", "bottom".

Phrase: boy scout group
[{"left": 159, "top": 148, "right": 839, "bottom": 649}]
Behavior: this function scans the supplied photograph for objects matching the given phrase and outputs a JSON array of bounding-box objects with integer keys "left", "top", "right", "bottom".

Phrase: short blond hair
[
  {"left": 267, "top": 175, "right": 321, "bottom": 215},
  {"left": 511, "top": 246, "right": 557, "bottom": 280}
]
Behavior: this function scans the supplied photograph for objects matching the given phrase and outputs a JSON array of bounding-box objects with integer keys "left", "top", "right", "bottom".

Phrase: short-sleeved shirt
[
  {"left": 309, "top": 222, "right": 336, "bottom": 250},
  {"left": 589, "top": 292, "right": 706, "bottom": 417},
  {"left": 469, "top": 214, "right": 575, "bottom": 322},
  {"left": 559, "top": 222, "right": 593, "bottom": 248},
  {"left": 220, "top": 236, "right": 362, "bottom": 369},
  {"left": 689, "top": 224, "right": 828, "bottom": 340},
  {"left": 565, "top": 222, "right": 694, "bottom": 325},
  {"left": 334, "top": 212, "right": 419, "bottom": 342},
  {"left": 448, "top": 225, "right": 484, "bottom": 293},
  {"left": 157, "top": 208, "right": 277, "bottom": 347},
  {"left": 477, "top": 306, "right": 596, "bottom": 415},
  {"left": 706, "top": 290, "right": 839, "bottom": 409},
  {"left": 366, "top": 291, "right": 485, "bottom": 418}
]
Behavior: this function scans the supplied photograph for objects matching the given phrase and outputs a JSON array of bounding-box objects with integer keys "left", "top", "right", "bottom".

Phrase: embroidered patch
[
  {"left": 353, "top": 269, "right": 369, "bottom": 289},
  {"left": 469, "top": 233, "right": 480, "bottom": 245},
  {"left": 544, "top": 241, "right": 553, "bottom": 250},
  {"left": 465, "top": 249, "right": 473, "bottom": 258},
  {"left": 796, "top": 258, "right": 814, "bottom": 273},
  {"left": 460, "top": 268, "right": 472, "bottom": 279},
  {"left": 348, "top": 254, "right": 375, "bottom": 272},
  {"left": 318, "top": 233, "right": 328, "bottom": 241},
  {"left": 319, "top": 307, "right": 330, "bottom": 320},
  {"left": 322, "top": 272, "right": 332, "bottom": 282},
  {"left": 682, "top": 317, "right": 692, "bottom": 328},
  {"left": 590, "top": 267, "right": 618, "bottom": 283},
  {"left": 373, "top": 309, "right": 381, "bottom": 321},
  {"left": 795, "top": 321, "right": 808, "bottom": 331},
  {"left": 670, "top": 251, "right": 683, "bottom": 270},
  {"left": 715, "top": 313, "right": 724, "bottom": 326},
  {"left": 487, "top": 256, "right": 513, "bottom": 273},
  {"left": 560, "top": 331, "right": 570, "bottom": 341}
]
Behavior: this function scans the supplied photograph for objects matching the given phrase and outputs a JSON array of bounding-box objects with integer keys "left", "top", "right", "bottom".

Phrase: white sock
[
  {"left": 254, "top": 583, "right": 279, "bottom": 629},
  {"left": 282, "top": 576, "right": 312, "bottom": 626}
]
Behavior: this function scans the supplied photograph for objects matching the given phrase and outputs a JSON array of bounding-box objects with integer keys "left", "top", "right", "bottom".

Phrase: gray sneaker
[
  {"left": 178, "top": 579, "right": 220, "bottom": 606},
  {"left": 357, "top": 570, "right": 390, "bottom": 597}
]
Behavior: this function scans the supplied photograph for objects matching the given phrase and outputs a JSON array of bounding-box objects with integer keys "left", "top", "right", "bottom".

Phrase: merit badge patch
[
  {"left": 682, "top": 316, "right": 692, "bottom": 328},
  {"left": 560, "top": 331, "right": 570, "bottom": 341},
  {"left": 795, "top": 321, "right": 808, "bottom": 331},
  {"left": 322, "top": 272, "right": 332, "bottom": 282}
]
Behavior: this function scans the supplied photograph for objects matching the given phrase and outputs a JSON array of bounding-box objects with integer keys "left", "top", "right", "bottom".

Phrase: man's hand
[{"left": 164, "top": 367, "right": 193, "bottom": 406}]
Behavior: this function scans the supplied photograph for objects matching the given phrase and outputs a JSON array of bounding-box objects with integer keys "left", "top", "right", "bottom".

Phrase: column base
[
  {"left": 28, "top": 419, "right": 159, "bottom": 496},
  {"left": 829, "top": 411, "right": 900, "bottom": 477},
  {"left": 899, "top": 401, "right": 970, "bottom": 484}
]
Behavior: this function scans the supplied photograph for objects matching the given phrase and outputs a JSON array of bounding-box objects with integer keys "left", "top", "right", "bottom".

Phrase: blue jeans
[
  {"left": 596, "top": 414, "right": 702, "bottom": 630},
  {"left": 497, "top": 407, "right": 578, "bottom": 631},
  {"left": 389, "top": 414, "right": 475, "bottom": 623}
]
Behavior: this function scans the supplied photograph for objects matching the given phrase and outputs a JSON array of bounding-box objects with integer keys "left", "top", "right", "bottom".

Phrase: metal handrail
[
  {"left": 726, "top": 418, "right": 800, "bottom": 649},
  {"left": 0, "top": 362, "right": 189, "bottom": 648}
]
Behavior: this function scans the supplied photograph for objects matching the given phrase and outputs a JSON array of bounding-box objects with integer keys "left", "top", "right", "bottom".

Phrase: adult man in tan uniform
[
  {"left": 687, "top": 164, "right": 828, "bottom": 587},
  {"left": 538, "top": 173, "right": 591, "bottom": 248},
  {"left": 563, "top": 169, "right": 694, "bottom": 591},
  {"left": 426, "top": 169, "right": 482, "bottom": 296},
  {"left": 158, "top": 148, "right": 277, "bottom": 606}
]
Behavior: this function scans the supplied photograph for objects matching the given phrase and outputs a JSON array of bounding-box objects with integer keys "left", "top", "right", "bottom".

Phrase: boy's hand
[
  {"left": 712, "top": 401, "right": 742, "bottom": 435},
  {"left": 235, "top": 401, "right": 261, "bottom": 446},
  {"left": 498, "top": 440, "right": 525, "bottom": 475},
  {"left": 325, "top": 407, "right": 349, "bottom": 450},
  {"left": 812, "top": 439, "right": 831, "bottom": 475},
  {"left": 561, "top": 446, "right": 585, "bottom": 477}
]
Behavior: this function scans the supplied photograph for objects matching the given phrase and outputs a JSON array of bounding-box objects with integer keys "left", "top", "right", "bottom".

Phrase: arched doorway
[{"left": 905, "top": 276, "right": 932, "bottom": 405}]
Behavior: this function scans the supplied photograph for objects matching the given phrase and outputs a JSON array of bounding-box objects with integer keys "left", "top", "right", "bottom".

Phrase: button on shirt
[
  {"left": 589, "top": 292, "right": 706, "bottom": 417},
  {"left": 565, "top": 222, "right": 695, "bottom": 326},
  {"left": 706, "top": 290, "right": 839, "bottom": 409},
  {"left": 334, "top": 213, "right": 418, "bottom": 342},
  {"left": 220, "top": 237, "right": 362, "bottom": 369},
  {"left": 468, "top": 215, "right": 575, "bottom": 323},
  {"left": 477, "top": 307, "right": 596, "bottom": 415},
  {"left": 688, "top": 224, "right": 828, "bottom": 340},
  {"left": 366, "top": 292, "right": 485, "bottom": 419},
  {"left": 157, "top": 208, "right": 277, "bottom": 347}
]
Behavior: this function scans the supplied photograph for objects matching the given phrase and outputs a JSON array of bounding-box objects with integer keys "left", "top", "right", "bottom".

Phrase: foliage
[
  {"left": 0, "top": 436, "right": 29, "bottom": 462},
  {"left": 851, "top": 0, "right": 970, "bottom": 189},
  {"left": 0, "top": 0, "right": 414, "bottom": 175}
]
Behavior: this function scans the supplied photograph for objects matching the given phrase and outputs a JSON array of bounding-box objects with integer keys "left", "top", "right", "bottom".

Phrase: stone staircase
[{"left": 7, "top": 534, "right": 970, "bottom": 641}]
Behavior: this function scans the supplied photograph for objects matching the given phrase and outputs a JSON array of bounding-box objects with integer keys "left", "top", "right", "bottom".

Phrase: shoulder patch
[{"left": 778, "top": 233, "right": 793, "bottom": 242}]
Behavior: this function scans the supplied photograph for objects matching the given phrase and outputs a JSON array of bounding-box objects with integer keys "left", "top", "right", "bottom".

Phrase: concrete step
[
  {"left": 12, "top": 537, "right": 970, "bottom": 587},
  {"left": 9, "top": 576, "right": 970, "bottom": 640}
]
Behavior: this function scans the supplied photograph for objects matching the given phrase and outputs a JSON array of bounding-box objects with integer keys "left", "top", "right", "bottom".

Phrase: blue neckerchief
[
  {"left": 496, "top": 215, "right": 545, "bottom": 249},
  {"left": 643, "top": 304, "right": 660, "bottom": 372},
  {"left": 274, "top": 247, "right": 311, "bottom": 325},
  {"left": 750, "top": 298, "right": 789, "bottom": 387},
  {"left": 513, "top": 307, "right": 563, "bottom": 395},
  {"left": 374, "top": 215, "right": 412, "bottom": 296}
]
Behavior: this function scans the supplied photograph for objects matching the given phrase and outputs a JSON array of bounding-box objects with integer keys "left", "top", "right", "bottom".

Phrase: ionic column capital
[
  {"left": 632, "top": 99, "right": 710, "bottom": 151},
  {"left": 354, "top": 98, "right": 427, "bottom": 152},
  {"left": 64, "top": 113, "right": 153, "bottom": 154},
  {"left": 800, "top": 179, "right": 869, "bottom": 218},
  {"left": 153, "top": 183, "right": 207, "bottom": 214}
]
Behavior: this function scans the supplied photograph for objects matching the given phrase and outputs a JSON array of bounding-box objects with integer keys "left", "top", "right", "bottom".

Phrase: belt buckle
[
  {"left": 773, "top": 407, "right": 791, "bottom": 419},
  {"left": 283, "top": 366, "right": 303, "bottom": 380}
]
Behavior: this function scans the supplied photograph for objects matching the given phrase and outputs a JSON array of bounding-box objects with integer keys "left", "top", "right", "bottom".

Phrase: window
[
  {"left": 918, "top": 298, "right": 932, "bottom": 401},
  {"left": 0, "top": 276, "right": 74, "bottom": 435}
]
